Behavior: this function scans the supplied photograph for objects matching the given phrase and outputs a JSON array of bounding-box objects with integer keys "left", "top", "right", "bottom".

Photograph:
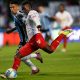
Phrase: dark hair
[
  {"left": 9, "top": 0, "right": 20, "bottom": 5},
  {"left": 59, "top": 3, "right": 65, "bottom": 7},
  {"left": 22, "top": 0, "right": 32, "bottom": 8}
]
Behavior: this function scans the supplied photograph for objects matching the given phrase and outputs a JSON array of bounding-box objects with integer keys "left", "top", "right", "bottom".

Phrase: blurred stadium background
[
  {"left": 0, "top": 0, "right": 80, "bottom": 80},
  {"left": 0, "top": 0, "right": 80, "bottom": 46}
]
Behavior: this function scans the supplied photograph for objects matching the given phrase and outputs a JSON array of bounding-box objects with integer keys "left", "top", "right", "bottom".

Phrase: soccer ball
[{"left": 5, "top": 68, "right": 17, "bottom": 78}]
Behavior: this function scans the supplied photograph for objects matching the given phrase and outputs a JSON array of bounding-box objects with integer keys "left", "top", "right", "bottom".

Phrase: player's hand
[
  {"left": 56, "top": 18, "right": 61, "bottom": 23},
  {"left": 52, "top": 16, "right": 61, "bottom": 23}
]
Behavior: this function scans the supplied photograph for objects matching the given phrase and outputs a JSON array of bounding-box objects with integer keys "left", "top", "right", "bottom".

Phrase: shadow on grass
[
  {"left": 38, "top": 72, "right": 80, "bottom": 77},
  {"left": 2, "top": 72, "right": 80, "bottom": 80},
  {"left": 17, "top": 72, "right": 80, "bottom": 77}
]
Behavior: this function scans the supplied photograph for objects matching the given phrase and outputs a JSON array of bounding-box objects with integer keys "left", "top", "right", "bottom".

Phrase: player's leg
[
  {"left": 61, "top": 27, "right": 71, "bottom": 52},
  {"left": 16, "top": 42, "right": 38, "bottom": 73},
  {"left": 22, "top": 59, "right": 39, "bottom": 75},
  {"left": 50, "top": 29, "right": 72, "bottom": 52},
  {"left": 12, "top": 36, "right": 41, "bottom": 71},
  {"left": 33, "top": 33, "right": 64, "bottom": 53},
  {"left": 42, "top": 34, "right": 65, "bottom": 53},
  {"left": 22, "top": 53, "right": 37, "bottom": 60},
  {"left": 37, "top": 29, "right": 72, "bottom": 53},
  {"left": 62, "top": 36, "right": 68, "bottom": 52},
  {"left": 17, "top": 42, "right": 43, "bottom": 74},
  {"left": 21, "top": 52, "right": 43, "bottom": 75},
  {"left": 22, "top": 52, "right": 43, "bottom": 63},
  {"left": 0, "top": 42, "right": 39, "bottom": 78},
  {"left": 12, "top": 42, "right": 37, "bottom": 71},
  {"left": 42, "top": 32, "right": 46, "bottom": 39}
]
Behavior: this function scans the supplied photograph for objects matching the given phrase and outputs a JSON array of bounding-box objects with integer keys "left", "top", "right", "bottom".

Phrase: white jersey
[
  {"left": 55, "top": 11, "right": 73, "bottom": 29},
  {"left": 23, "top": 10, "right": 41, "bottom": 40}
]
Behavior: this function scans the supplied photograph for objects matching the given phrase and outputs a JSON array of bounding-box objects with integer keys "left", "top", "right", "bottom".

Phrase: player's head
[
  {"left": 59, "top": 4, "right": 65, "bottom": 12},
  {"left": 22, "top": 1, "right": 32, "bottom": 13},
  {"left": 9, "top": 0, "right": 20, "bottom": 15},
  {"left": 37, "top": 5, "right": 45, "bottom": 13}
]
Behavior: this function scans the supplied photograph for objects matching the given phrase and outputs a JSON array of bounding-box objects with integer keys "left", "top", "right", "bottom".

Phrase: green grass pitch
[{"left": 0, "top": 42, "right": 80, "bottom": 80}]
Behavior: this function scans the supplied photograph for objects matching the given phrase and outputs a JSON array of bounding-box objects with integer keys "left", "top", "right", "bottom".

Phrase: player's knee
[
  {"left": 42, "top": 47, "right": 54, "bottom": 54},
  {"left": 46, "top": 46, "right": 54, "bottom": 54},
  {"left": 48, "top": 49, "right": 53, "bottom": 54},
  {"left": 15, "top": 52, "right": 23, "bottom": 58},
  {"left": 21, "top": 57, "right": 27, "bottom": 61}
]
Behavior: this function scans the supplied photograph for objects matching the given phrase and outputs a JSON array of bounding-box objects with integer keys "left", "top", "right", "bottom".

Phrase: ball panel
[{"left": 5, "top": 68, "right": 17, "bottom": 78}]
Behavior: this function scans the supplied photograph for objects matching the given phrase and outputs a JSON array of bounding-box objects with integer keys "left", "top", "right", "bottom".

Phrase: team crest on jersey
[{"left": 37, "top": 40, "right": 41, "bottom": 44}]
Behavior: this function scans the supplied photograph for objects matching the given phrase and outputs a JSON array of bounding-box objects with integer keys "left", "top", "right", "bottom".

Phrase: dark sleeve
[{"left": 6, "top": 27, "right": 16, "bottom": 34}]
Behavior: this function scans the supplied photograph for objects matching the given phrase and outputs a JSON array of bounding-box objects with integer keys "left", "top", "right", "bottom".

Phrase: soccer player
[
  {"left": 1, "top": 1, "right": 72, "bottom": 78},
  {"left": 55, "top": 4, "right": 73, "bottom": 52},
  {"left": 4, "top": 1, "right": 43, "bottom": 75},
  {"left": 37, "top": 5, "right": 53, "bottom": 43}
]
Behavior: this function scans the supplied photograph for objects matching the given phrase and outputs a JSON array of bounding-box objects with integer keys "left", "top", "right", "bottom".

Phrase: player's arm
[
  {"left": 51, "top": 12, "right": 61, "bottom": 22},
  {"left": 30, "top": 11, "right": 42, "bottom": 31},
  {"left": 67, "top": 12, "right": 73, "bottom": 26},
  {"left": 51, "top": 17, "right": 59, "bottom": 22},
  {"left": 6, "top": 27, "right": 16, "bottom": 34},
  {"left": 45, "top": 15, "right": 61, "bottom": 22}
]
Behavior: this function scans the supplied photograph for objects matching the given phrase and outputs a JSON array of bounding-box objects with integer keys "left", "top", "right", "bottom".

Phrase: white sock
[
  {"left": 22, "top": 59, "right": 37, "bottom": 70},
  {"left": 21, "top": 53, "right": 37, "bottom": 60}
]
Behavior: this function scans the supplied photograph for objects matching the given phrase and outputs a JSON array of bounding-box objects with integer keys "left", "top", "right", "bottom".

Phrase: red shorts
[
  {"left": 19, "top": 33, "right": 47, "bottom": 57},
  {"left": 62, "top": 26, "right": 71, "bottom": 30}
]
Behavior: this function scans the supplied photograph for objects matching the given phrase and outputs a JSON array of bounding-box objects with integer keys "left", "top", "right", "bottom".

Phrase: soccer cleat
[
  {"left": 36, "top": 52, "right": 43, "bottom": 63},
  {"left": 31, "top": 68, "right": 40, "bottom": 75},
  {"left": 61, "top": 48, "right": 66, "bottom": 52},
  {"left": 59, "top": 29, "right": 73, "bottom": 36},
  {"left": 0, "top": 74, "right": 7, "bottom": 79}
]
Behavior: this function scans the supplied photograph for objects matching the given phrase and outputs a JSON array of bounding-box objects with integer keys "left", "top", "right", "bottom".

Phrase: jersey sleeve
[
  {"left": 55, "top": 12, "right": 59, "bottom": 17},
  {"left": 29, "top": 11, "right": 41, "bottom": 27},
  {"left": 67, "top": 12, "right": 73, "bottom": 26}
]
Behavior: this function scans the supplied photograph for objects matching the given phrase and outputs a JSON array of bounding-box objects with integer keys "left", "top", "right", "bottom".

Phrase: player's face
[
  {"left": 23, "top": 4, "right": 30, "bottom": 13},
  {"left": 10, "top": 4, "right": 19, "bottom": 15},
  {"left": 60, "top": 5, "right": 65, "bottom": 12},
  {"left": 38, "top": 6, "right": 45, "bottom": 13}
]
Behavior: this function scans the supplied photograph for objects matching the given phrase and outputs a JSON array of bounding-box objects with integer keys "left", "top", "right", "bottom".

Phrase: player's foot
[
  {"left": 36, "top": 52, "right": 43, "bottom": 63},
  {"left": 61, "top": 48, "right": 66, "bottom": 52},
  {"left": 59, "top": 29, "right": 72, "bottom": 36},
  {"left": 0, "top": 74, "right": 7, "bottom": 79},
  {"left": 31, "top": 68, "right": 40, "bottom": 75}
]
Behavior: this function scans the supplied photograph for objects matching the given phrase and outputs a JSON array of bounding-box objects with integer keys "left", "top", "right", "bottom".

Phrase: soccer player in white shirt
[
  {"left": 2, "top": 1, "right": 72, "bottom": 78},
  {"left": 55, "top": 4, "right": 73, "bottom": 52},
  {"left": 0, "top": 1, "right": 43, "bottom": 78}
]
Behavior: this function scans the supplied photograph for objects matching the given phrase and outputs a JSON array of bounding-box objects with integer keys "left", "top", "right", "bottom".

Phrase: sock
[
  {"left": 50, "top": 34, "right": 65, "bottom": 51},
  {"left": 63, "top": 36, "right": 68, "bottom": 49},
  {"left": 23, "top": 59, "right": 37, "bottom": 70},
  {"left": 12, "top": 57, "right": 21, "bottom": 71},
  {"left": 21, "top": 53, "right": 37, "bottom": 60},
  {"left": 30, "top": 53, "right": 37, "bottom": 58}
]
